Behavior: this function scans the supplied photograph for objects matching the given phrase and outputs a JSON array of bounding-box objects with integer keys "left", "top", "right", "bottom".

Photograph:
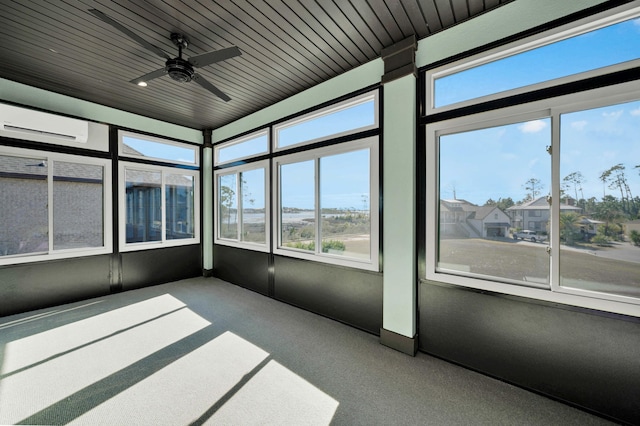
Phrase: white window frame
[
  {"left": 426, "top": 2, "right": 640, "bottom": 115},
  {"left": 0, "top": 146, "right": 112, "bottom": 266},
  {"left": 426, "top": 80, "right": 640, "bottom": 318},
  {"left": 273, "top": 91, "right": 379, "bottom": 151},
  {"left": 118, "top": 130, "right": 200, "bottom": 167},
  {"left": 214, "top": 129, "right": 269, "bottom": 166},
  {"left": 214, "top": 160, "right": 270, "bottom": 253},
  {"left": 119, "top": 161, "right": 200, "bottom": 252},
  {"left": 274, "top": 137, "right": 379, "bottom": 271}
]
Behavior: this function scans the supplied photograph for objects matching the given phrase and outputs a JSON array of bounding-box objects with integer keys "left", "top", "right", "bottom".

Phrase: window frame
[
  {"left": 425, "top": 3, "right": 640, "bottom": 115},
  {"left": 273, "top": 136, "right": 379, "bottom": 271},
  {"left": 0, "top": 146, "right": 112, "bottom": 266},
  {"left": 426, "top": 80, "right": 640, "bottom": 318},
  {"left": 119, "top": 161, "right": 200, "bottom": 252},
  {"left": 214, "top": 129, "right": 269, "bottom": 166},
  {"left": 273, "top": 91, "right": 379, "bottom": 152},
  {"left": 213, "top": 160, "right": 270, "bottom": 253}
]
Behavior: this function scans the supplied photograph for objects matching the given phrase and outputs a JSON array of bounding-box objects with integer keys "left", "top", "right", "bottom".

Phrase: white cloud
[
  {"left": 630, "top": 108, "right": 640, "bottom": 116},
  {"left": 602, "top": 110, "right": 623, "bottom": 119},
  {"left": 518, "top": 120, "right": 547, "bottom": 133},
  {"left": 571, "top": 120, "right": 588, "bottom": 131}
]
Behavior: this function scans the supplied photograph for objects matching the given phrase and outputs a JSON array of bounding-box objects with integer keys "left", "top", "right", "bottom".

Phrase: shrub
[
  {"left": 321, "top": 240, "right": 346, "bottom": 253},
  {"left": 284, "top": 239, "right": 346, "bottom": 253},
  {"left": 591, "top": 234, "right": 610, "bottom": 246},
  {"left": 630, "top": 230, "right": 640, "bottom": 246}
]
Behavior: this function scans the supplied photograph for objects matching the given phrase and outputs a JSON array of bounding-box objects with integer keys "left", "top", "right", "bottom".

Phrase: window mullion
[
  {"left": 550, "top": 112, "right": 561, "bottom": 292},
  {"left": 161, "top": 170, "right": 167, "bottom": 243},
  {"left": 315, "top": 157, "right": 321, "bottom": 254},
  {"left": 237, "top": 171, "right": 243, "bottom": 241},
  {"left": 47, "top": 157, "right": 54, "bottom": 253}
]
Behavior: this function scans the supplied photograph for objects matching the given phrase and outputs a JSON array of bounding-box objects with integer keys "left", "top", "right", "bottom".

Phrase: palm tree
[{"left": 559, "top": 212, "right": 582, "bottom": 245}]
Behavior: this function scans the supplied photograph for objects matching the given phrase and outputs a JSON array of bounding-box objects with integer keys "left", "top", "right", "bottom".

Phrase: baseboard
[
  {"left": 380, "top": 328, "right": 418, "bottom": 356},
  {"left": 202, "top": 269, "right": 214, "bottom": 277}
]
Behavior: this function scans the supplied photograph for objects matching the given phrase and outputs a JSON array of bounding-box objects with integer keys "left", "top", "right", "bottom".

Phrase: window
[
  {"left": 118, "top": 131, "right": 199, "bottom": 251},
  {"left": 435, "top": 117, "right": 551, "bottom": 285},
  {"left": 120, "top": 163, "right": 199, "bottom": 250},
  {"left": 215, "top": 130, "right": 268, "bottom": 165},
  {"left": 0, "top": 148, "right": 111, "bottom": 265},
  {"left": 427, "top": 81, "right": 640, "bottom": 316},
  {"left": 427, "top": 4, "right": 640, "bottom": 112},
  {"left": 274, "top": 91, "right": 378, "bottom": 150},
  {"left": 275, "top": 137, "right": 379, "bottom": 270},
  {"left": 558, "top": 99, "right": 640, "bottom": 301},
  {"left": 119, "top": 131, "right": 199, "bottom": 166},
  {"left": 425, "top": 4, "right": 640, "bottom": 318},
  {"left": 214, "top": 161, "right": 269, "bottom": 251}
]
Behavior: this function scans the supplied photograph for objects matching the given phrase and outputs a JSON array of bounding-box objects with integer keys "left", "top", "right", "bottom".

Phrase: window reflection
[
  {"left": 0, "top": 155, "right": 48, "bottom": 256},
  {"left": 166, "top": 174, "right": 194, "bottom": 240},
  {"left": 125, "top": 169, "right": 162, "bottom": 243}
]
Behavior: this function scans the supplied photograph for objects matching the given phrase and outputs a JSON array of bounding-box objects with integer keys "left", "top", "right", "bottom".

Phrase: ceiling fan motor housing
[{"left": 165, "top": 58, "right": 195, "bottom": 83}]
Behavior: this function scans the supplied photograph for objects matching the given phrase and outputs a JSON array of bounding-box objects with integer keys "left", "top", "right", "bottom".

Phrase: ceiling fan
[{"left": 88, "top": 8, "right": 241, "bottom": 102}]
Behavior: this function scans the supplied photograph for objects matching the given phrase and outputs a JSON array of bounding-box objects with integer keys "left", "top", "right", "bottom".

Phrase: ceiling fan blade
[
  {"left": 88, "top": 9, "right": 171, "bottom": 61},
  {"left": 189, "top": 46, "right": 241, "bottom": 68},
  {"left": 130, "top": 68, "right": 167, "bottom": 85},
  {"left": 193, "top": 74, "right": 231, "bottom": 102}
]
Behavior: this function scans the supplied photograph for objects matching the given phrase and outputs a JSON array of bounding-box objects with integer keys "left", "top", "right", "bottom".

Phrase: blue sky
[
  {"left": 435, "top": 17, "right": 640, "bottom": 107},
  {"left": 440, "top": 100, "right": 640, "bottom": 206},
  {"left": 438, "top": 17, "right": 640, "bottom": 206}
]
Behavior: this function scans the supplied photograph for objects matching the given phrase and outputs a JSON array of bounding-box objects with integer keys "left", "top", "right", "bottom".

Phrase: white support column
[{"left": 380, "top": 37, "right": 418, "bottom": 355}]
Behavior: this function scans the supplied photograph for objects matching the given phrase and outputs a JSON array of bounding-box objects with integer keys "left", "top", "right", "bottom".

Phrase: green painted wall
[{"left": 0, "top": 78, "right": 201, "bottom": 143}]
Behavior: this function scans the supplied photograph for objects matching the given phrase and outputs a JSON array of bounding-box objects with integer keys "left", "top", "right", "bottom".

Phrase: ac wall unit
[{"left": 0, "top": 103, "right": 89, "bottom": 143}]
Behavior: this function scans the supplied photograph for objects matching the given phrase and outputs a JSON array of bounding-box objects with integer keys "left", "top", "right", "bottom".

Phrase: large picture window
[
  {"left": 214, "top": 161, "right": 269, "bottom": 251},
  {"left": 120, "top": 163, "right": 198, "bottom": 250},
  {"left": 118, "top": 131, "right": 199, "bottom": 251},
  {"left": 425, "top": 4, "right": 640, "bottom": 318},
  {"left": 274, "top": 137, "right": 379, "bottom": 270},
  {"left": 0, "top": 148, "right": 111, "bottom": 265},
  {"left": 426, "top": 82, "right": 640, "bottom": 316}
]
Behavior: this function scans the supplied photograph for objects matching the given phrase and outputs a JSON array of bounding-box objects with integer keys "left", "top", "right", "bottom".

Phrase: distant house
[
  {"left": 440, "top": 199, "right": 511, "bottom": 238},
  {"left": 507, "top": 196, "right": 581, "bottom": 232}
]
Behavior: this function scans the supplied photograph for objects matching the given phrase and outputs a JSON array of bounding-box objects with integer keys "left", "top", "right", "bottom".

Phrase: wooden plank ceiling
[{"left": 0, "top": 0, "right": 512, "bottom": 131}]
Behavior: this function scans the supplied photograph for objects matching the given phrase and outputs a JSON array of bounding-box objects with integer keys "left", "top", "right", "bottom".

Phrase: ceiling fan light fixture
[
  {"left": 137, "top": 81, "right": 148, "bottom": 87},
  {"left": 165, "top": 58, "right": 195, "bottom": 83}
]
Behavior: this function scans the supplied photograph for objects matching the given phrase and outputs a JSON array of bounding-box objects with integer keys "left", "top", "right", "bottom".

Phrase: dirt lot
[{"left": 439, "top": 238, "right": 640, "bottom": 298}]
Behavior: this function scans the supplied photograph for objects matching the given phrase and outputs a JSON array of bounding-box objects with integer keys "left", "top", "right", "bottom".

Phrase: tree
[
  {"left": 592, "top": 195, "right": 622, "bottom": 238},
  {"left": 523, "top": 178, "right": 542, "bottom": 201},
  {"left": 220, "top": 185, "right": 236, "bottom": 231},
  {"left": 559, "top": 212, "right": 582, "bottom": 245},
  {"left": 563, "top": 171, "right": 585, "bottom": 202}
]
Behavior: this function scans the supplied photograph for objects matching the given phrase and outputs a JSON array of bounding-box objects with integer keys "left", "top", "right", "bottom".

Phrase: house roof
[
  {"left": 0, "top": 1, "right": 512, "bottom": 130},
  {"left": 506, "top": 196, "right": 581, "bottom": 211}
]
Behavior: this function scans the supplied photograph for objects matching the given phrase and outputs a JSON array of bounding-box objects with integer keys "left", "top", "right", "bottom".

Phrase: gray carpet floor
[{"left": 0, "top": 277, "right": 615, "bottom": 425}]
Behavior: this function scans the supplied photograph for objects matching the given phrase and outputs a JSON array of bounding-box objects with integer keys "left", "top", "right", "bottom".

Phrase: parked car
[{"left": 513, "top": 230, "right": 545, "bottom": 242}]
